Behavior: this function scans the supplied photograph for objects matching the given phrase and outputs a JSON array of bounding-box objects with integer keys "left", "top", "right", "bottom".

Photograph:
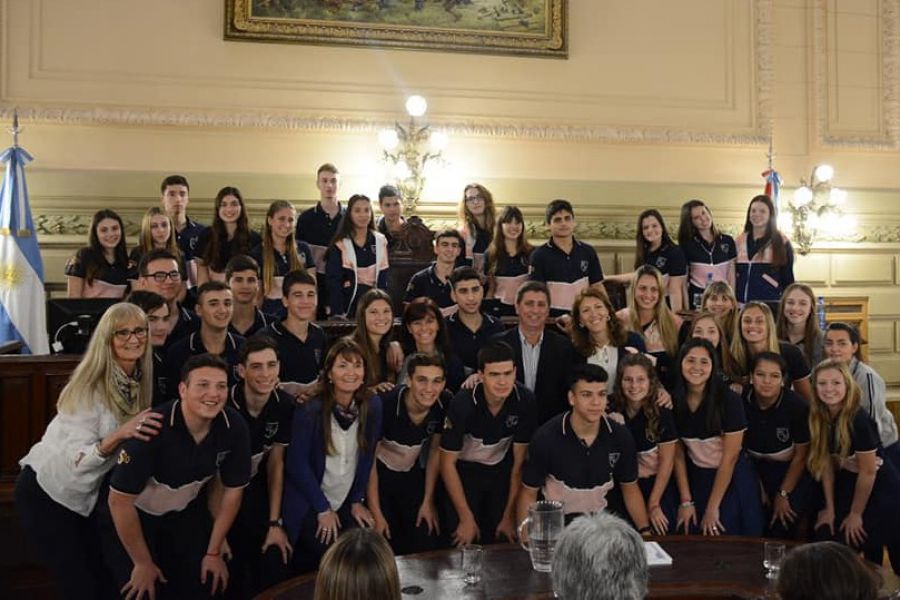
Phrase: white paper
[{"left": 644, "top": 541, "right": 673, "bottom": 566}]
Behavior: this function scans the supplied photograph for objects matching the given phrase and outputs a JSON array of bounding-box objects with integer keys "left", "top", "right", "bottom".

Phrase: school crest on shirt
[
  {"left": 314, "top": 348, "right": 322, "bottom": 364},
  {"left": 425, "top": 420, "right": 440, "bottom": 436},
  {"left": 608, "top": 452, "right": 621, "bottom": 468},
  {"left": 505, "top": 415, "right": 520, "bottom": 429},
  {"left": 443, "top": 416, "right": 453, "bottom": 430},
  {"left": 216, "top": 450, "right": 231, "bottom": 467},
  {"left": 580, "top": 260, "right": 589, "bottom": 273},
  {"left": 117, "top": 449, "right": 131, "bottom": 465},
  {"left": 721, "top": 242, "right": 732, "bottom": 253},
  {"left": 264, "top": 422, "right": 280, "bottom": 440},
  {"left": 655, "top": 256, "right": 668, "bottom": 269},
  {"left": 776, "top": 427, "right": 790, "bottom": 443}
]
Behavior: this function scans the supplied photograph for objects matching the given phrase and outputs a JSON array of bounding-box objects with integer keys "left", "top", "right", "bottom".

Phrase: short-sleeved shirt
[
  {"left": 64, "top": 247, "right": 130, "bottom": 298},
  {"left": 263, "top": 320, "right": 326, "bottom": 385},
  {"left": 164, "top": 331, "right": 246, "bottom": 396},
  {"left": 644, "top": 243, "right": 687, "bottom": 279},
  {"left": 228, "top": 308, "right": 274, "bottom": 338},
  {"left": 228, "top": 384, "right": 293, "bottom": 480},
  {"left": 487, "top": 250, "right": 531, "bottom": 307},
  {"left": 446, "top": 312, "right": 505, "bottom": 372},
  {"left": 830, "top": 410, "right": 884, "bottom": 474},
  {"left": 248, "top": 241, "right": 315, "bottom": 280},
  {"left": 622, "top": 406, "right": 678, "bottom": 479},
  {"left": 405, "top": 263, "right": 455, "bottom": 316},
  {"left": 165, "top": 303, "right": 200, "bottom": 348},
  {"left": 682, "top": 234, "right": 737, "bottom": 308},
  {"left": 195, "top": 229, "right": 262, "bottom": 275},
  {"left": 675, "top": 390, "right": 747, "bottom": 469},
  {"left": 530, "top": 238, "right": 604, "bottom": 315},
  {"left": 441, "top": 383, "right": 537, "bottom": 467},
  {"left": 376, "top": 385, "right": 448, "bottom": 473},
  {"left": 175, "top": 218, "right": 206, "bottom": 261},
  {"left": 522, "top": 412, "right": 638, "bottom": 515},
  {"left": 296, "top": 203, "right": 345, "bottom": 274},
  {"left": 743, "top": 389, "right": 810, "bottom": 462},
  {"left": 109, "top": 399, "right": 251, "bottom": 516}
]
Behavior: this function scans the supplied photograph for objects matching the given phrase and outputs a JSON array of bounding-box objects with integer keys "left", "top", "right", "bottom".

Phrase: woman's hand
[
  {"left": 387, "top": 341, "right": 404, "bottom": 374},
  {"left": 416, "top": 501, "right": 440, "bottom": 536},
  {"left": 771, "top": 494, "right": 797, "bottom": 530},
  {"left": 815, "top": 506, "right": 835, "bottom": 536},
  {"left": 372, "top": 512, "right": 391, "bottom": 539},
  {"left": 316, "top": 510, "right": 341, "bottom": 545},
  {"left": 351, "top": 502, "right": 376, "bottom": 529},
  {"left": 369, "top": 381, "right": 395, "bottom": 394},
  {"left": 676, "top": 504, "right": 697, "bottom": 535},
  {"left": 700, "top": 506, "right": 724, "bottom": 536},
  {"left": 840, "top": 512, "right": 867, "bottom": 548},
  {"left": 648, "top": 505, "right": 669, "bottom": 535},
  {"left": 655, "top": 388, "right": 673, "bottom": 409},
  {"left": 122, "top": 560, "right": 166, "bottom": 600},
  {"left": 116, "top": 409, "right": 164, "bottom": 445}
]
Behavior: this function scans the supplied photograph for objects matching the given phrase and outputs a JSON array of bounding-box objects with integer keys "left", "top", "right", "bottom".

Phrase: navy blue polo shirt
[
  {"left": 682, "top": 234, "right": 737, "bottom": 309},
  {"left": 166, "top": 303, "right": 200, "bottom": 348},
  {"left": 675, "top": 389, "right": 746, "bottom": 469},
  {"left": 622, "top": 406, "right": 678, "bottom": 479},
  {"left": 152, "top": 350, "right": 167, "bottom": 407},
  {"left": 228, "top": 308, "right": 273, "bottom": 338},
  {"left": 830, "top": 411, "right": 883, "bottom": 471},
  {"left": 644, "top": 243, "right": 687, "bottom": 278},
  {"left": 195, "top": 229, "right": 262, "bottom": 274},
  {"left": 64, "top": 247, "right": 131, "bottom": 290},
  {"left": 296, "top": 202, "right": 345, "bottom": 274},
  {"left": 228, "top": 384, "right": 293, "bottom": 480},
  {"left": 529, "top": 238, "right": 604, "bottom": 315},
  {"left": 248, "top": 241, "right": 315, "bottom": 278},
  {"left": 109, "top": 399, "right": 251, "bottom": 516},
  {"left": 743, "top": 389, "right": 809, "bottom": 461},
  {"left": 405, "top": 263, "right": 454, "bottom": 313},
  {"left": 164, "top": 331, "right": 246, "bottom": 396},
  {"left": 522, "top": 412, "right": 638, "bottom": 515},
  {"left": 441, "top": 383, "right": 537, "bottom": 467},
  {"left": 740, "top": 342, "right": 810, "bottom": 388},
  {"left": 376, "top": 384, "right": 449, "bottom": 473},
  {"left": 446, "top": 312, "right": 505, "bottom": 372},
  {"left": 175, "top": 217, "right": 206, "bottom": 281},
  {"left": 262, "top": 320, "right": 326, "bottom": 385}
]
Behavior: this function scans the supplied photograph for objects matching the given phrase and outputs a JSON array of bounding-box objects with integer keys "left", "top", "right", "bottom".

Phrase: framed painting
[{"left": 224, "top": 0, "right": 567, "bottom": 58}]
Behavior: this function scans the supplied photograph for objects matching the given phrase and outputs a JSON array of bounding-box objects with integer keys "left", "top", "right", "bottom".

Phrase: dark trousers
[
  {"left": 98, "top": 498, "right": 222, "bottom": 599},
  {"left": 290, "top": 500, "right": 358, "bottom": 574},
  {"left": 225, "top": 479, "right": 290, "bottom": 599},
  {"left": 444, "top": 461, "right": 511, "bottom": 545},
  {"left": 14, "top": 466, "right": 112, "bottom": 600},
  {"left": 377, "top": 464, "right": 442, "bottom": 555}
]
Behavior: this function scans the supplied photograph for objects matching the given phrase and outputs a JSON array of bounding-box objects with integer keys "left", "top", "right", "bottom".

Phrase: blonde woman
[
  {"left": 730, "top": 301, "right": 811, "bottom": 400},
  {"left": 616, "top": 265, "right": 682, "bottom": 387},
  {"left": 807, "top": 359, "right": 900, "bottom": 572},
  {"left": 776, "top": 282, "right": 825, "bottom": 367},
  {"left": 313, "top": 528, "right": 400, "bottom": 600},
  {"left": 15, "top": 303, "right": 162, "bottom": 599},
  {"left": 129, "top": 207, "right": 187, "bottom": 301}
]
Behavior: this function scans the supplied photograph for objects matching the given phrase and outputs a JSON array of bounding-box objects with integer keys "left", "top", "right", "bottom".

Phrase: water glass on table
[
  {"left": 763, "top": 541, "right": 785, "bottom": 577},
  {"left": 461, "top": 544, "right": 484, "bottom": 585}
]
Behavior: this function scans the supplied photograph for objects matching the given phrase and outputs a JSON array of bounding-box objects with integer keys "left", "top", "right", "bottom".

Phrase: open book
[{"left": 644, "top": 541, "right": 673, "bottom": 566}]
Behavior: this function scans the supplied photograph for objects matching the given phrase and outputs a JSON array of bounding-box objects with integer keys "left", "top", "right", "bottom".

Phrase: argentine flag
[{"left": 0, "top": 144, "right": 49, "bottom": 354}]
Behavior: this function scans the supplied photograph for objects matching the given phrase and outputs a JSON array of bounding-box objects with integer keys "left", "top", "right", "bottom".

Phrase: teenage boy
[
  {"left": 495, "top": 281, "right": 577, "bottom": 424},
  {"left": 376, "top": 184, "right": 406, "bottom": 248},
  {"left": 136, "top": 249, "right": 198, "bottom": 346},
  {"left": 530, "top": 199, "right": 605, "bottom": 316},
  {"left": 218, "top": 336, "right": 294, "bottom": 597},
  {"left": 517, "top": 364, "right": 651, "bottom": 534},
  {"left": 160, "top": 174, "right": 205, "bottom": 294},
  {"left": 165, "top": 282, "right": 245, "bottom": 394},
  {"left": 440, "top": 341, "right": 537, "bottom": 546},
  {"left": 296, "top": 163, "right": 345, "bottom": 319},
  {"left": 367, "top": 353, "right": 451, "bottom": 555},
  {"left": 446, "top": 266, "right": 504, "bottom": 377},
  {"left": 261, "top": 269, "right": 326, "bottom": 402},
  {"left": 225, "top": 255, "right": 272, "bottom": 337},
  {"left": 405, "top": 229, "right": 464, "bottom": 316},
  {"left": 104, "top": 354, "right": 251, "bottom": 599}
]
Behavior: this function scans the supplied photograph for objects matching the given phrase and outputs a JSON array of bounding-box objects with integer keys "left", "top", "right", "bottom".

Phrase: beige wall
[{"left": 4, "top": 0, "right": 900, "bottom": 396}]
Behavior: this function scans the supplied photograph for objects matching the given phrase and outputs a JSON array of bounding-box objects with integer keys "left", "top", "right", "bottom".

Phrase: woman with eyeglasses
[
  {"left": 458, "top": 183, "right": 496, "bottom": 275},
  {"left": 66, "top": 209, "right": 131, "bottom": 299},
  {"left": 15, "top": 303, "right": 163, "bottom": 599}
]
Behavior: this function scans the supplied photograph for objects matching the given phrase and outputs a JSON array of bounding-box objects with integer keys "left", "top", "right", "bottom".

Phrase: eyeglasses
[
  {"left": 465, "top": 195, "right": 484, "bottom": 203},
  {"left": 113, "top": 327, "right": 148, "bottom": 341},
  {"left": 145, "top": 270, "right": 182, "bottom": 282}
]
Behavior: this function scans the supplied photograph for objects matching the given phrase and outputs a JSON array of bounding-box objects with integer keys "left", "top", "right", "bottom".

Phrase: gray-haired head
[{"left": 551, "top": 512, "right": 648, "bottom": 600}]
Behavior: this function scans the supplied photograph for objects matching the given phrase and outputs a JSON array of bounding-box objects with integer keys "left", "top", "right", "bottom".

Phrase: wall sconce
[
  {"left": 778, "top": 164, "right": 853, "bottom": 255},
  {"left": 378, "top": 95, "right": 447, "bottom": 213}
]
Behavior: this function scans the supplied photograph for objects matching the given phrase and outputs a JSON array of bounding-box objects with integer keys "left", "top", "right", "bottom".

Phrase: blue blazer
[{"left": 282, "top": 395, "right": 383, "bottom": 544}]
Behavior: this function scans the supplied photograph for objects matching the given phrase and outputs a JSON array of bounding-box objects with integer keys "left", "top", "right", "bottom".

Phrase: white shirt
[
  {"left": 19, "top": 390, "right": 122, "bottom": 516},
  {"left": 588, "top": 345, "right": 619, "bottom": 393},
  {"left": 519, "top": 329, "right": 543, "bottom": 392},
  {"left": 321, "top": 416, "right": 359, "bottom": 510}
]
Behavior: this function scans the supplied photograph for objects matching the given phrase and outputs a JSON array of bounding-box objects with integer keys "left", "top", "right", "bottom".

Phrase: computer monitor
[{"left": 46, "top": 298, "right": 118, "bottom": 354}]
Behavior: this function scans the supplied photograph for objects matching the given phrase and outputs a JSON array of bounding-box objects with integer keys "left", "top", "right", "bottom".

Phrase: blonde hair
[
  {"left": 776, "top": 282, "right": 822, "bottom": 363},
  {"left": 627, "top": 265, "right": 679, "bottom": 357},
  {"left": 730, "top": 301, "right": 780, "bottom": 379},
  {"left": 459, "top": 183, "right": 496, "bottom": 239},
  {"left": 139, "top": 207, "right": 180, "bottom": 257},
  {"left": 262, "top": 200, "right": 304, "bottom": 298},
  {"left": 807, "top": 359, "right": 861, "bottom": 479},
  {"left": 314, "top": 528, "right": 400, "bottom": 600},
  {"left": 700, "top": 280, "right": 739, "bottom": 344},
  {"left": 56, "top": 303, "right": 153, "bottom": 420}
]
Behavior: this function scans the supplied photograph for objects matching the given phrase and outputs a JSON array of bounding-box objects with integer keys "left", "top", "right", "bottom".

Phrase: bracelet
[
  {"left": 679, "top": 501, "right": 695, "bottom": 509},
  {"left": 638, "top": 525, "right": 652, "bottom": 534}
]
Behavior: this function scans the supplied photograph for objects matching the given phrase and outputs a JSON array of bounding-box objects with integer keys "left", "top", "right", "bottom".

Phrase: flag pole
[{"left": 9, "top": 108, "right": 20, "bottom": 148}]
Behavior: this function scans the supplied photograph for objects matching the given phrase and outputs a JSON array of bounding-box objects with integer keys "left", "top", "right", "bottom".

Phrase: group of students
[{"left": 21, "top": 168, "right": 900, "bottom": 598}]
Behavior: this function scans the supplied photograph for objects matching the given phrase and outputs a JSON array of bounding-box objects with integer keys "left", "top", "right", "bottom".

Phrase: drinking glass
[
  {"left": 763, "top": 542, "right": 785, "bottom": 577},
  {"left": 461, "top": 544, "right": 483, "bottom": 585}
]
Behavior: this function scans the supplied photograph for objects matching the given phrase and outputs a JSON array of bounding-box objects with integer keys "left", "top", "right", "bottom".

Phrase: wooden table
[{"left": 258, "top": 536, "right": 790, "bottom": 600}]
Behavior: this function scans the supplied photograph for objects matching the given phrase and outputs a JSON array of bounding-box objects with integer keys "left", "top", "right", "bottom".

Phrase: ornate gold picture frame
[{"left": 224, "top": 0, "right": 567, "bottom": 58}]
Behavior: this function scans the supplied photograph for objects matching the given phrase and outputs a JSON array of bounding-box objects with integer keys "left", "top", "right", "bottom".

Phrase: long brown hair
[
  {"left": 203, "top": 186, "right": 254, "bottom": 272},
  {"left": 329, "top": 194, "right": 375, "bottom": 249},
  {"left": 318, "top": 338, "right": 373, "bottom": 455},
  {"left": 570, "top": 287, "right": 627, "bottom": 357},
  {"left": 83, "top": 209, "right": 129, "bottom": 284},
  {"left": 487, "top": 205, "right": 532, "bottom": 276},
  {"left": 743, "top": 194, "right": 788, "bottom": 267},
  {"left": 807, "top": 359, "right": 861, "bottom": 480},
  {"left": 352, "top": 289, "right": 395, "bottom": 385},
  {"left": 690, "top": 311, "right": 742, "bottom": 382},
  {"left": 614, "top": 353, "right": 662, "bottom": 443},
  {"left": 776, "top": 282, "right": 822, "bottom": 364},
  {"left": 677, "top": 199, "right": 721, "bottom": 248},
  {"left": 262, "top": 200, "right": 305, "bottom": 298},
  {"left": 459, "top": 183, "right": 496, "bottom": 239},
  {"left": 314, "top": 528, "right": 401, "bottom": 600},
  {"left": 633, "top": 209, "right": 677, "bottom": 270}
]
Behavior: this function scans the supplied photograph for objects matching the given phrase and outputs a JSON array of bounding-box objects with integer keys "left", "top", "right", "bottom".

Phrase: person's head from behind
[
  {"left": 551, "top": 512, "right": 648, "bottom": 600},
  {"left": 777, "top": 541, "right": 879, "bottom": 600},
  {"left": 314, "top": 528, "right": 400, "bottom": 600}
]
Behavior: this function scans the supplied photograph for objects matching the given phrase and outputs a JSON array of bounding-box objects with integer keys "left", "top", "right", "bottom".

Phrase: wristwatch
[
  {"left": 778, "top": 489, "right": 789, "bottom": 498},
  {"left": 268, "top": 518, "right": 284, "bottom": 528}
]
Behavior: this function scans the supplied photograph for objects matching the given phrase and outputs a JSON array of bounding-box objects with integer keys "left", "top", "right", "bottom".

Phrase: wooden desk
[{"left": 258, "top": 537, "right": 792, "bottom": 600}]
